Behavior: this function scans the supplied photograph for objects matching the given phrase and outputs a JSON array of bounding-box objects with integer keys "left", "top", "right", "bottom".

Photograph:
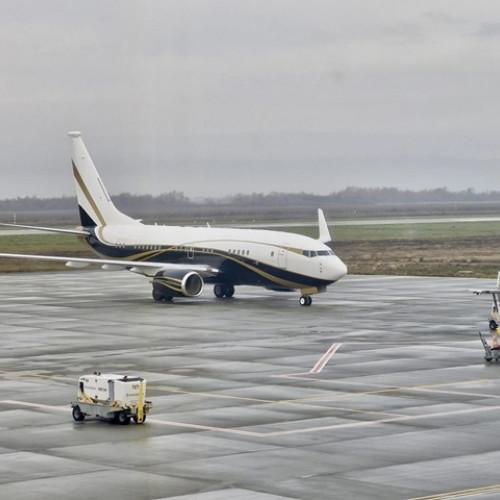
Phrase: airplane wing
[
  {"left": 0, "top": 252, "right": 218, "bottom": 277},
  {"left": 0, "top": 222, "right": 89, "bottom": 236}
]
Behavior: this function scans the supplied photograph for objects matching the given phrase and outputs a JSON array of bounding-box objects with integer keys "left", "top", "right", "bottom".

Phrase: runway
[{"left": 0, "top": 270, "right": 499, "bottom": 499}]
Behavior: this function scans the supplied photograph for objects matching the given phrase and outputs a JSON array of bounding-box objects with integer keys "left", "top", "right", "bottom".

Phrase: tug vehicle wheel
[
  {"left": 133, "top": 412, "right": 147, "bottom": 424},
  {"left": 72, "top": 405, "right": 85, "bottom": 422},
  {"left": 116, "top": 411, "right": 131, "bottom": 425}
]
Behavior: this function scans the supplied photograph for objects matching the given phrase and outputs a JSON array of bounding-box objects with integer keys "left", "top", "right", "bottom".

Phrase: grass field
[{"left": 1, "top": 220, "right": 499, "bottom": 278}]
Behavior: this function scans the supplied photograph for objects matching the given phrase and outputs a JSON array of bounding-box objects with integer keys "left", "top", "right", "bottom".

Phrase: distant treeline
[{"left": 1, "top": 187, "right": 500, "bottom": 211}]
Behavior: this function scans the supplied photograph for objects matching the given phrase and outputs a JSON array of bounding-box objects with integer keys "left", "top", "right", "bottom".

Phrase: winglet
[{"left": 318, "top": 209, "right": 332, "bottom": 244}]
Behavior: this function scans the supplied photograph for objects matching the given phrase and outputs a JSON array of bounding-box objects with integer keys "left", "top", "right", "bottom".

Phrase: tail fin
[{"left": 69, "top": 131, "right": 139, "bottom": 227}]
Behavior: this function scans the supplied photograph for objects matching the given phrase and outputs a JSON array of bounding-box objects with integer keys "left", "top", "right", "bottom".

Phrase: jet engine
[{"left": 152, "top": 270, "right": 204, "bottom": 301}]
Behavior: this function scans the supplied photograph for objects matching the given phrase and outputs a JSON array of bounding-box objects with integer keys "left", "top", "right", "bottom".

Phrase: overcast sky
[{"left": 1, "top": 0, "right": 500, "bottom": 199}]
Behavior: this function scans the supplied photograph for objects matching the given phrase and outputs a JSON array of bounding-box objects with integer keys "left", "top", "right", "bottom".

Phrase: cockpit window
[{"left": 302, "top": 249, "right": 335, "bottom": 258}]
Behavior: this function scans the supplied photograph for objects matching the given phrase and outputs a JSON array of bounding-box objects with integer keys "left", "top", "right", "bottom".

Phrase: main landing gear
[
  {"left": 213, "top": 284, "right": 235, "bottom": 298},
  {"left": 299, "top": 295, "right": 312, "bottom": 306},
  {"left": 152, "top": 290, "right": 173, "bottom": 302}
]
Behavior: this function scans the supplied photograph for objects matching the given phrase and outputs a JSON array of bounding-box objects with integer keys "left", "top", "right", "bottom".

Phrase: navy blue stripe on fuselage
[{"left": 83, "top": 233, "right": 335, "bottom": 289}]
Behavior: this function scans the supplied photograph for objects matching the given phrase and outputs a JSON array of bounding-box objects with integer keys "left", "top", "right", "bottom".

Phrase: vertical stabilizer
[{"left": 69, "top": 132, "right": 139, "bottom": 227}]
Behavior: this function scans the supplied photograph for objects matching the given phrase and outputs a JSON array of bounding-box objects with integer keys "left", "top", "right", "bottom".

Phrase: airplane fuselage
[{"left": 87, "top": 223, "right": 347, "bottom": 293}]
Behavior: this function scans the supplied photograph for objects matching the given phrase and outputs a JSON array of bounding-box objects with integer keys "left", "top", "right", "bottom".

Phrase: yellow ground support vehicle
[{"left": 71, "top": 373, "right": 152, "bottom": 425}]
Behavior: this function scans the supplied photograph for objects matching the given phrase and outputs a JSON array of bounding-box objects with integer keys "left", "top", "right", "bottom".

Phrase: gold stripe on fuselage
[{"left": 73, "top": 161, "right": 106, "bottom": 226}]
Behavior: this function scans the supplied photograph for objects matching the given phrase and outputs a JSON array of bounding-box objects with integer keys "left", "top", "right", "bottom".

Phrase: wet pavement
[{"left": 0, "top": 271, "right": 499, "bottom": 500}]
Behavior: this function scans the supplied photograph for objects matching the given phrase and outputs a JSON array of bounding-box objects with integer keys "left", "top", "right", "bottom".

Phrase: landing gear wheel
[
  {"left": 214, "top": 284, "right": 234, "bottom": 298},
  {"left": 116, "top": 411, "right": 131, "bottom": 425},
  {"left": 152, "top": 290, "right": 173, "bottom": 302},
  {"left": 72, "top": 405, "right": 85, "bottom": 422},
  {"left": 299, "top": 295, "right": 312, "bottom": 306}
]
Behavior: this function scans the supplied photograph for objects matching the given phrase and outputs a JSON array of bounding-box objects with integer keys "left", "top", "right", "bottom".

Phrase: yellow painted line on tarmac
[
  {"left": 152, "top": 386, "right": 275, "bottom": 404},
  {"left": 0, "top": 370, "right": 73, "bottom": 382},
  {"left": 152, "top": 386, "right": 409, "bottom": 418},
  {"left": 406, "top": 483, "right": 500, "bottom": 499},
  {"left": 286, "top": 378, "right": 500, "bottom": 404}
]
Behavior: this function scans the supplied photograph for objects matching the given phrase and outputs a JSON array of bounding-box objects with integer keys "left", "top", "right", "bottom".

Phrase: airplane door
[{"left": 278, "top": 246, "right": 288, "bottom": 269}]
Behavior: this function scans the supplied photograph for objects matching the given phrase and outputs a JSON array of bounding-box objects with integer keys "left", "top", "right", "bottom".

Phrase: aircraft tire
[
  {"left": 214, "top": 284, "right": 225, "bottom": 298},
  {"left": 153, "top": 290, "right": 173, "bottom": 302},
  {"left": 225, "top": 285, "right": 235, "bottom": 298},
  {"left": 300, "top": 295, "right": 312, "bottom": 307}
]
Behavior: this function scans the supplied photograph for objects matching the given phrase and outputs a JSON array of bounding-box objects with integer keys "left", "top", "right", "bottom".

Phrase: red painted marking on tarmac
[{"left": 309, "top": 343, "right": 341, "bottom": 374}]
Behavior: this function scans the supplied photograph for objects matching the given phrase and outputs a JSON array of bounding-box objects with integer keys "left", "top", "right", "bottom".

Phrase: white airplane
[{"left": 0, "top": 132, "right": 347, "bottom": 306}]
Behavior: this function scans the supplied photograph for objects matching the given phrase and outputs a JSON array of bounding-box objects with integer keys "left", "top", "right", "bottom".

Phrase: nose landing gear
[{"left": 299, "top": 295, "right": 312, "bottom": 306}]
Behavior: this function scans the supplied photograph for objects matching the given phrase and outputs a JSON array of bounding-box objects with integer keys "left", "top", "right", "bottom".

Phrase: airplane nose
[{"left": 329, "top": 256, "right": 348, "bottom": 281}]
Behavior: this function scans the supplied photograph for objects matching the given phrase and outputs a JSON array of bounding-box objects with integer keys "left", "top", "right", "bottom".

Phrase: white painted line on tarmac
[
  {"left": 263, "top": 405, "right": 500, "bottom": 437},
  {"left": 3, "top": 399, "right": 499, "bottom": 439},
  {"left": 147, "top": 418, "right": 262, "bottom": 437},
  {"left": 1, "top": 400, "right": 70, "bottom": 412}
]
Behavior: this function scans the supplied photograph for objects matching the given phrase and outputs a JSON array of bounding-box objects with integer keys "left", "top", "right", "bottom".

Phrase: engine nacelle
[{"left": 152, "top": 270, "right": 204, "bottom": 299}]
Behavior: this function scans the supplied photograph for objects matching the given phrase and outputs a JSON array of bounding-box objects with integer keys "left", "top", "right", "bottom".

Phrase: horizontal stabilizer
[{"left": 0, "top": 222, "right": 89, "bottom": 236}]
